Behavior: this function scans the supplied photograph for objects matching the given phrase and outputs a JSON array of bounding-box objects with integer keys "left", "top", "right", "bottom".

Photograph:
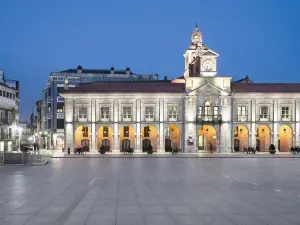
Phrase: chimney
[
  {"left": 77, "top": 65, "right": 83, "bottom": 73},
  {"left": 111, "top": 67, "right": 115, "bottom": 74},
  {"left": 126, "top": 67, "right": 130, "bottom": 75}
]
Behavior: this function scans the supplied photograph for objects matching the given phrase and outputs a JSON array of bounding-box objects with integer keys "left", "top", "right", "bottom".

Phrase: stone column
[
  {"left": 113, "top": 99, "right": 120, "bottom": 153},
  {"left": 91, "top": 100, "right": 96, "bottom": 152},
  {"left": 136, "top": 99, "right": 141, "bottom": 153},
  {"left": 250, "top": 99, "right": 256, "bottom": 147},
  {"left": 159, "top": 99, "right": 165, "bottom": 153},
  {"left": 273, "top": 99, "right": 278, "bottom": 148}
]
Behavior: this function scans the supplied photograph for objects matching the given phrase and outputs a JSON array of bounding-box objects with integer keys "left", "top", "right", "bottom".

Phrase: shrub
[
  {"left": 147, "top": 145, "right": 153, "bottom": 154},
  {"left": 99, "top": 145, "right": 106, "bottom": 154}
]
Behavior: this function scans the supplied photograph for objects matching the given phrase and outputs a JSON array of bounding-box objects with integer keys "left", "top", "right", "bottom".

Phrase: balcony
[
  {"left": 237, "top": 115, "right": 248, "bottom": 122},
  {"left": 76, "top": 115, "right": 88, "bottom": 122},
  {"left": 259, "top": 115, "right": 270, "bottom": 122},
  {"left": 197, "top": 114, "right": 222, "bottom": 123},
  {"left": 281, "top": 115, "right": 292, "bottom": 122}
]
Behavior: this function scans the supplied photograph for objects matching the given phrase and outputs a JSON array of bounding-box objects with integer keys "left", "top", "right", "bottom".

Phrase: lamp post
[
  {"left": 206, "top": 128, "right": 209, "bottom": 151},
  {"left": 240, "top": 128, "right": 243, "bottom": 151},
  {"left": 262, "top": 128, "right": 265, "bottom": 152}
]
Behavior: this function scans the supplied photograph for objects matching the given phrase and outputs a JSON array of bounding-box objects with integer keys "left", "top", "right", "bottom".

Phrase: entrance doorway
[
  {"left": 75, "top": 126, "right": 90, "bottom": 151},
  {"left": 233, "top": 125, "right": 248, "bottom": 152},
  {"left": 198, "top": 125, "right": 216, "bottom": 152},
  {"left": 256, "top": 125, "right": 271, "bottom": 152},
  {"left": 278, "top": 125, "right": 292, "bottom": 152}
]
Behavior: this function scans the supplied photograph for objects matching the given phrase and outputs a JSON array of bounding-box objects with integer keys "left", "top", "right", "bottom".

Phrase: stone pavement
[{"left": 1, "top": 158, "right": 300, "bottom": 224}]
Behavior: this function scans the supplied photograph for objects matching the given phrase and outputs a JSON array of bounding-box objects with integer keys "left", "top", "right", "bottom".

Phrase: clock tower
[{"left": 184, "top": 25, "right": 219, "bottom": 78}]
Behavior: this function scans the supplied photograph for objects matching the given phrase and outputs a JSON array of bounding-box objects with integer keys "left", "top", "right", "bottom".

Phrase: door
[
  {"left": 142, "top": 139, "right": 151, "bottom": 152},
  {"left": 234, "top": 139, "right": 240, "bottom": 152},
  {"left": 81, "top": 139, "right": 89, "bottom": 152},
  {"left": 102, "top": 139, "right": 110, "bottom": 152},
  {"left": 165, "top": 139, "right": 172, "bottom": 152},
  {"left": 122, "top": 139, "right": 130, "bottom": 152},
  {"left": 198, "top": 135, "right": 204, "bottom": 150},
  {"left": 256, "top": 139, "right": 260, "bottom": 152}
]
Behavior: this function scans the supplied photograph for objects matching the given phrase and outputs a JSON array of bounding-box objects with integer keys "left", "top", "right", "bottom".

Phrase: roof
[
  {"left": 59, "top": 69, "right": 157, "bottom": 77},
  {"left": 231, "top": 83, "right": 300, "bottom": 93},
  {"left": 60, "top": 82, "right": 185, "bottom": 94},
  {"left": 233, "top": 75, "right": 253, "bottom": 83}
]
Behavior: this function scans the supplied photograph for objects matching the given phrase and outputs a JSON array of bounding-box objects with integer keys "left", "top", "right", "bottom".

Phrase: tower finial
[{"left": 195, "top": 21, "right": 198, "bottom": 28}]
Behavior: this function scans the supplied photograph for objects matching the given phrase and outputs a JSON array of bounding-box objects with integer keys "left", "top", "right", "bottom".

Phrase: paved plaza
[{"left": 0, "top": 158, "right": 300, "bottom": 225}]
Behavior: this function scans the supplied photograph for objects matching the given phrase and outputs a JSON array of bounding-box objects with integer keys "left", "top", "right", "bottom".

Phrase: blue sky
[{"left": 0, "top": 0, "right": 299, "bottom": 120}]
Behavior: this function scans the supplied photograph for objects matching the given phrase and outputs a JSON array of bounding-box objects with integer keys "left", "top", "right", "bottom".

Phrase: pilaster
[
  {"left": 158, "top": 99, "right": 165, "bottom": 153},
  {"left": 136, "top": 99, "right": 141, "bottom": 153},
  {"left": 113, "top": 99, "right": 120, "bottom": 153}
]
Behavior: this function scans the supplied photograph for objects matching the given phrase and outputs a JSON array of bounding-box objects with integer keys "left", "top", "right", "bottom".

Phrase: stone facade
[{"left": 60, "top": 26, "right": 300, "bottom": 153}]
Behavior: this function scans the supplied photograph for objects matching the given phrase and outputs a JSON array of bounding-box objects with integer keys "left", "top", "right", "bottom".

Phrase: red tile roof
[
  {"left": 61, "top": 82, "right": 186, "bottom": 93},
  {"left": 231, "top": 83, "right": 300, "bottom": 93}
]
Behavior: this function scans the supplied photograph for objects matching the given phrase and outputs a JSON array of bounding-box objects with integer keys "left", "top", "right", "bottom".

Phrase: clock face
[{"left": 202, "top": 60, "right": 214, "bottom": 71}]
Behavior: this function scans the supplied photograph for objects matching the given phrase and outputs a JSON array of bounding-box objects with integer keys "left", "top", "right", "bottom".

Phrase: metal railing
[
  {"left": 197, "top": 115, "right": 222, "bottom": 122},
  {"left": 0, "top": 152, "right": 46, "bottom": 165}
]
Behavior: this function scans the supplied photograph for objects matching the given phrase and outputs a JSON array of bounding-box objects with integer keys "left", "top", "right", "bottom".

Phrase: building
[
  {"left": 0, "top": 70, "right": 20, "bottom": 151},
  {"left": 41, "top": 67, "right": 159, "bottom": 150},
  {"left": 60, "top": 26, "right": 300, "bottom": 153}
]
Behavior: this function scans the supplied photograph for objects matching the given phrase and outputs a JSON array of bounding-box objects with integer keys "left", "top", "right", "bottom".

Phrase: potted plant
[
  {"left": 99, "top": 145, "right": 106, "bottom": 154},
  {"left": 269, "top": 144, "right": 276, "bottom": 154},
  {"left": 147, "top": 144, "right": 153, "bottom": 154},
  {"left": 247, "top": 146, "right": 256, "bottom": 154}
]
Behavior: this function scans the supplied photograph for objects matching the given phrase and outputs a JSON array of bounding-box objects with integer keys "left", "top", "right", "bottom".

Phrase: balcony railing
[
  {"left": 237, "top": 115, "right": 248, "bottom": 122},
  {"left": 259, "top": 115, "right": 270, "bottom": 121},
  {"left": 197, "top": 114, "right": 222, "bottom": 123},
  {"left": 76, "top": 115, "right": 88, "bottom": 122},
  {"left": 281, "top": 115, "right": 292, "bottom": 121}
]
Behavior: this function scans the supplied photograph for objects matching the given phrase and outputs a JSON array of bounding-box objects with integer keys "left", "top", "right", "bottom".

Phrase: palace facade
[{"left": 60, "top": 26, "right": 300, "bottom": 153}]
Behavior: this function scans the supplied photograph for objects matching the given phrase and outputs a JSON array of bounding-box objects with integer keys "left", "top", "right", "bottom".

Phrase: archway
[
  {"left": 256, "top": 125, "right": 271, "bottom": 152},
  {"left": 75, "top": 126, "right": 90, "bottom": 152},
  {"left": 278, "top": 125, "right": 293, "bottom": 152},
  {"left": 142, "top": 126, "right": 158, "bottom": 152},
  {"left": 233, "top": 125, "right": 248, "bottom": 152},
  {"left": 165, "top": 125, "right": 180, "bottom": 152},
  {"left": 198, "top": 125, "right": 217, "bottom": 152},
  {"left": 97, "top": 126, "right": 113, "bottom": 152},
  {"left": 120, "top": 126, "right": 135, "bottom": 152}
]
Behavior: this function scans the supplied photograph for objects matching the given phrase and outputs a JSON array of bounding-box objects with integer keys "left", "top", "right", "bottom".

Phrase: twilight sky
[{"left": 0, "top": 0, "right": 299, "bottom": 120}]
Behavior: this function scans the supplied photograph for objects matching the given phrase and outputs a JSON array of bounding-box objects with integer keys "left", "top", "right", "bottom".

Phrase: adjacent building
[
  {"left": 60, "top": 26, "right": 300, "bottom": 153},
  {"left": 41, "top": 67, "right": 159, "bottom": 150},
  {"left": 0, "top": 70, "right": 20, "bottom": 151}
]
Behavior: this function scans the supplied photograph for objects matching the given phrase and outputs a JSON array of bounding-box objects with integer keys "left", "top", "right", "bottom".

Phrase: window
[
  {"left": 0, "top": 110, "right": 5, "bottom": 123},
  {"left": 100, "top": 106, "right": 110, "bottom": 121},
  {"left": 57, "top": 119, "right": 64, "bottom": 129},
  {"left": 57, "top": 102, "right": 64, "bottom": 113},
  {"left": 124, "top": 126, "right": 129, "bottom": 137},
  {"left": 8, "top": 128, "right": 12, "bottom": 139},
  {"left": 47, "top": 119, "right": 51, "bottom": 129},
  {"left": 0, "top": 127, "right": 4, "bottom": 138},
  {"left": 168, "top": 105, "right": 178, "bottom": 121},
  {"left": 145, "top": 106, "right": 155, "bottom": 121},
  {"left": 9, "top": 93, "right": 12, "bottom": 99},
  {"left": 281, "top": 106, "right": 291, "bottom": 121},
  {"left": 78, "top": 106, "right": 87, "bottom": 121},
  {"left": 197, "top": 106, "right": 203, "bottom": 118},
  {"left": 0, "top": 90, "right": 2, "bottom": 96},
  {"left": 7, "top": 112, "right": 12, "bottom": 125},
  {"left": 13, "top": 94, "right": 15, "bottom": 100},
  {"left": 48, "top": 88, "right": 51, "bottom": 96},
  {"left": 122, "top": 106, "right": 132, "bottom": 121},
  {"left": 82, "top": 126, "right": 88, "bottom": 137},
  {"left": 237, "top": 106, "right": 247, "bottom": 121},
  {"left": 48, "top": 103, "right": 51, "bottom": 112},
  {"left": 144, "top": 126, "right": 150, "bottom": 137},
  {"left": 6, "top": 92, "right": 9, "bottom": 98},
  {"left": 260, "top": 106, "right": 269, "bottom": 120},
  {"left": 3, "top": 91, "right": 5, "bottom": 98},
  {"left": 213, "top": 106, "right": 219, "bottom": 119},
  {"left": 204, "top": 101, "right": 211, "bottom": 115},
  {"left": 103, "top": 126, "right": 108, "bottom": 137}
]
